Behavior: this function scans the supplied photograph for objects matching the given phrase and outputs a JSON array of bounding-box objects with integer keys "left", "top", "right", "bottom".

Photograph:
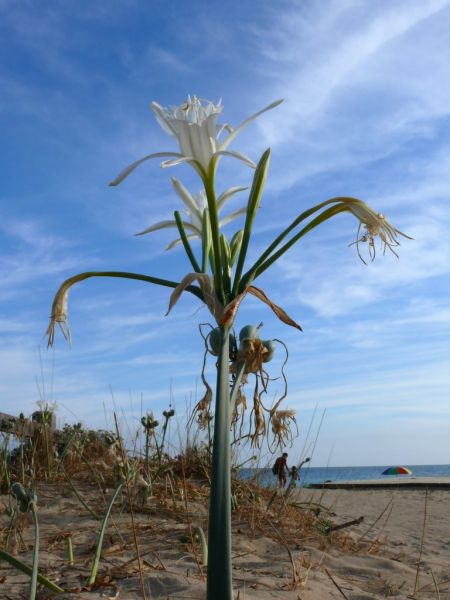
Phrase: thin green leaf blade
[
  {"left": 232, "top": 148, "right": 271, "bottom": 295},
  {"left": 0, "top": 549, "right": 65, "bottom": 594}
]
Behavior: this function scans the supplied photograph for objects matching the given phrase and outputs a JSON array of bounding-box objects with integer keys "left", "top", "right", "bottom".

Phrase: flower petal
[
  {"left": 160, "top": 156, "right": 205, "bottom": 180},
  {"left": 166, "top": 233, "right": 199, "bottom": 251},
  {"left": 109, "top": 152, "right": 182, "bottom": 186},
  {"left": 218, "top": 207, "right": 247, "bottom": 228},
  {"left": 217, "top": 186, "right": 248, "bottom": 210},
  {"left": 213, "top": 150, "right": 256, "bottom": 169},
  {"left": 171, "top": 177, "right": 203, "bottom": 218},
  {"left": 220, "top": 99, "right": 283, "bottom": 151},
  {"left": 151, "top": 101, "right": 179, "bottom": 137},
  {"left": 135, "top": 220, "right": 199, "bottom": 236}
]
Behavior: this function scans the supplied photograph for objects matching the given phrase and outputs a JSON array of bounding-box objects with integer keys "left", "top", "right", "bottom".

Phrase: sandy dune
[{"left": 1, "top": 479, "right": 449, "bottom": 599}]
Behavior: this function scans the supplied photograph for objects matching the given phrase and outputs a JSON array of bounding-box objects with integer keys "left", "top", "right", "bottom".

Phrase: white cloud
[
  {"left": 1, "top": 1, "right": 449, "bottom": 464},
  {"left": 287, "top": 359, "right": 450, "bottom": 412},
  {"left": 240, "top": 0, "right": 450, "bottom": 190}
]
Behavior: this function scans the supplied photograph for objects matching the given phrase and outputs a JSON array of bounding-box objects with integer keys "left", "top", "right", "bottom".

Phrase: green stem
[
  {"left": 203, "top": 169, "right": 224, "bottom": 303},
  {"left": 67, "top": 535, "right": 74, "bottom": 566},
  {"left": 201, "top": 209, "right": 211, "bottom": 273},
  {"left": 88, "top": 483, "right": 123, "bottom": 585},
  {"left": 43, "top": 423, "right": 51, "bottom": 479},
  {"left": 29, "top": 503, "right": 39, "bottom": 600},
  {"left": 20, "top": 440, "right": 25, "bottom": 484},
  {"left": 207, "top": 326, "right": 232, "bottom": 600},
  {"left": 145, "top": 430, "right": 150, "bottom": 478},
  {"left": 159, "top": 415, "right": 170, "bottom": 467},
  {"left": 174, "top": 211, "right": 201, "bottom": 273},
  {"left": 193, "top": 526, "right": 208, "bottom": 567}
]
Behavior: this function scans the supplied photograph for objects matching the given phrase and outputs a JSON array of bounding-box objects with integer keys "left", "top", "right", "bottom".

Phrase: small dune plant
[{"left": 47, "top": 95, "right": 409, "bottom": 600}]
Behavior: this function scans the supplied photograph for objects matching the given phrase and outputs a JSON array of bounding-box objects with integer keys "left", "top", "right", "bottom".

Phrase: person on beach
[
  {"left": 289, "top": 465, "right": 299, "bottom": 483},
  {"left": 273, "top": 452, "right": 289, "bottom": 488}
]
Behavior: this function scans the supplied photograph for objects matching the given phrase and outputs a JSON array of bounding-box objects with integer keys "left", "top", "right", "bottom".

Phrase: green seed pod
[
  {"left": 210, "top": 328, "right": 235, "bottom": 355},
  {"left": 228, "top": 332, "right": 236, "bottom": 359},
  {"left": 262, "top": 340, "right": 276, "bottom": 362},
  {"left": 239, "top": 325, "right": 260, "bottom": 342},
  {"left": 209, "top": 327, "right": 221, "bottom": 355},
  {"left": 10, "top": 482, "right": 31, "bottom": 512}
]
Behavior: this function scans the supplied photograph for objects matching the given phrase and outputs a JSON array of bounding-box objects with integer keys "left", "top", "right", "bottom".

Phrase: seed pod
[
  {"left": 210, "top": 328, "right": 235, "bottom": 355},
  {"left": 262, "top": 340, "right": 276, "bottom": 362},
  {"left": 239, "top": 325, "right": 260, "bottom": 342},
  {"left": 209, "top": 327, "right": 221, "bottom": 355},
  {"left": 10, "top": 482, "right": 31, "bottom": 512}
]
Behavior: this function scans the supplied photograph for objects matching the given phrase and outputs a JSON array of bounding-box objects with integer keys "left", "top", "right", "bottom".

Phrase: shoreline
[{"left": 306, "top": 475, "right": 450, "bottom": 490}]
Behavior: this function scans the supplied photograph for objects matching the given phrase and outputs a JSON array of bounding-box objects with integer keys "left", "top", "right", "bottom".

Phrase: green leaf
[
  {"left": 203, "top": 174, "right": 224, "bottom": 303},
  {"left": 250, "top": 204, "right": 349, "bottom": 280},
  {"left": 239, "top": 197, "right": 363, "bottom": 290},
  {"left": 229, "top": 230, "right": 243, "bottom": 267},
  {"left": 0, "top": 549, "right": 64, "bottom": 594},
  {"left": 220, "top": 234, "right": 232, "bottom": 296},
  {"left": 232, "top": 149, "right": 271, "bottom": 295},
  {"left": 202, "top": 209, "right": 212, "bottom": 273},
  {"left": 174, "top": 211, "right": 201, "bottom": 273},
  {"left": 88, "top": 483, "right": 124, "bottom": 586}
]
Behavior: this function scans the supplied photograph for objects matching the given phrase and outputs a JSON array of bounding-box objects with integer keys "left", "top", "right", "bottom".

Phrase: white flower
[
  {"left": 109, "top": 96, "right": 283, "bottom": 185},
  {"left": 348, "top": 202, "right": 412, "bottom": 263},
  {"left": 151, "top": 96, "right": 223, "bottom": 171},
  {"left": 135, "top": 177, "right": 247, "bottom": 249}
]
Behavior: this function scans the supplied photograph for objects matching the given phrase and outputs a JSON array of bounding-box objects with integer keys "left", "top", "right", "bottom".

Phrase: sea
[{"left": 239, "top": 464, "right": 450, "bottom": 488}]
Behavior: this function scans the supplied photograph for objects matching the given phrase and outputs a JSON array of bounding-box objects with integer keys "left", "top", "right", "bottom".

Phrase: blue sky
[{"left": 1, "top": 0, "right": 449, "bottom": 467}]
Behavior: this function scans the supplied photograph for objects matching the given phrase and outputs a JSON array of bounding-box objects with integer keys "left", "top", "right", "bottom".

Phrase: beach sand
[
  {"left": 1, "top": 478, "right": 449, "bottom": 599},
  {"left": 294, "top": 480, "right": 450, "bottom": 599}
]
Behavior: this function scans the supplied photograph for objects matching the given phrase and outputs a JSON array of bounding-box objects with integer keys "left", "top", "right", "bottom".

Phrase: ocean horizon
[{"left": 239, "top": 464, "right": 450, "bottom": 487}]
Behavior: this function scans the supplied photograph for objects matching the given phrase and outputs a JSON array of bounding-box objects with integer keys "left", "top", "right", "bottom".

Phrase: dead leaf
[
  {"left": 219, "top": 285, "right": 302, "bottom": 330},
  {"left": 248, "top": 286, "right": 302, "bottom": 330},
  {"left": 167, "top": 273, "right": 223, "bottom": 320}
]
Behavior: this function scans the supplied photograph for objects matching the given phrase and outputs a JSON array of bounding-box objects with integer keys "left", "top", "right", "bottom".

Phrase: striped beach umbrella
[{"left": 382, "top": 466, "right": 412, "bottom": 475}]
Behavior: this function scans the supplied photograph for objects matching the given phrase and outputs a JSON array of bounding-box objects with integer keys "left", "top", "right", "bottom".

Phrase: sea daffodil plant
[{"left": 47, "top": 95, "right": 410, "bottom": 600}]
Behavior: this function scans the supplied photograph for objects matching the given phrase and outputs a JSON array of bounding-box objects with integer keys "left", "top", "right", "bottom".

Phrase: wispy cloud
[
  {"left": 1, "top": 1, "right": 449, "bottom": 464},
  {"left": 242, "top": 0, "right": 450, "bottom": 190}
]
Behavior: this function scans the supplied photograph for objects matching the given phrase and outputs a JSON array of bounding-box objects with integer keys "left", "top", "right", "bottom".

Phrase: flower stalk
[
  {"left": 207, "top": 326, "right": 232, "bottom": 600},
  {"left": 46, "top": 94, "right": 410, "bottom": 600}
]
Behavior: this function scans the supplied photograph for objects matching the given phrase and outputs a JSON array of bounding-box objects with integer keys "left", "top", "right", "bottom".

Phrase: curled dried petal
[{"left": 46, "top": 283, "right": 71, "bottom": 347}]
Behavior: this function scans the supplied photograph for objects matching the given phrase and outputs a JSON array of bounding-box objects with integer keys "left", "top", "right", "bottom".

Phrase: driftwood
[
  {"left": 325, "top": 516, "right": 364, "bottom": 534},
  {"left": 0, "top": 411, "right": 56, "bottom": 438}
]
